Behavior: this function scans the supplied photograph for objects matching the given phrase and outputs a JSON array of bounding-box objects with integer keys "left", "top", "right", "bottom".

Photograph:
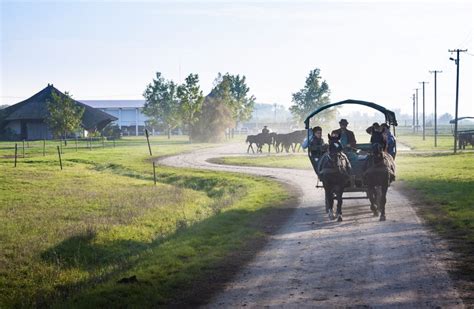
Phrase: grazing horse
[
  {"left": 317, "top": 134, "right": 352, "bottom": 221},
  {"left": 364, "top": 143, "right": 396, "bottom": 221}
]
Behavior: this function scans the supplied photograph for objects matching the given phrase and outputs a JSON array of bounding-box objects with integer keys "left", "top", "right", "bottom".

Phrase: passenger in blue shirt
[{"left": 381, "top": 123, "right": 396, "bottom": 159}]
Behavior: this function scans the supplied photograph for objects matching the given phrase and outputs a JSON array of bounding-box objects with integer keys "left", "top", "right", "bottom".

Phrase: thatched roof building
[{"left": 0, "top": 84, "right": 117, "bottom": 140}]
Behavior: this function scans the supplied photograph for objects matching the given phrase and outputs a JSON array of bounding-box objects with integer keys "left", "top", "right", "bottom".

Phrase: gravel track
[{"left": 160, "top": 143, "right": 463, "bottom": 308}]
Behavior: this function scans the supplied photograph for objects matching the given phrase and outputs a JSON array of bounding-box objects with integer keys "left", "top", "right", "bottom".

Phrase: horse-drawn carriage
[{"left": 304, "top": 99, "right": 398, "bottom": 221}]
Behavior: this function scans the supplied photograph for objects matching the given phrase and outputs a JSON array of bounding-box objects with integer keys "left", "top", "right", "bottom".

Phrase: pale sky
[{"left": 1, "top": 0, "right": 473, "bottom": 117}]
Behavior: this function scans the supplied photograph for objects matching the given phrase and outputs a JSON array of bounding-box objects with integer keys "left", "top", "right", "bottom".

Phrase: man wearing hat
[
  {"left": 261, "top": 126, "right": 269, "bottom": 134},
  {"left": 331, "top": 119, "right": 357, "bottom": 148}
]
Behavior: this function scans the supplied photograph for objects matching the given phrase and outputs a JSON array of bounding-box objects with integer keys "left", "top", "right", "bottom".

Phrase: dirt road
[{"left": 160, "top": 143, "right": 463, "bottom": 308}]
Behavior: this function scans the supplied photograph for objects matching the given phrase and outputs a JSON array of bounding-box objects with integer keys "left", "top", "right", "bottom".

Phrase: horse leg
[
  {"left": 336, "top": 185, "right": 343, "bottom": 222},
  {"left": 367, "top": 185, "right": 378, "bottom": 216},
  {"left": 325, "top": 185, "right": 334, "bottom": 219},
  {"left": 268, "top": 143, "right": 271, "bottom": 153},
  {"left": 247, "top": 144, "right": 251, "bottom": 153},
  {"left": 250, "top": 143, "right": 255, "bottom": 154},
  {"left": 379, "top": 184, "right": 388, "bottom": 221}
]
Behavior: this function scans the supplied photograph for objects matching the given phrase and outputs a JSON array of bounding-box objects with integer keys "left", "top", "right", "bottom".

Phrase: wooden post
[
  {"left": 22, "top": 140, "right": 25, "bottom": 158},
  {"left": 14, "top": 143, "right": 18, "bottom": 167},
  {"left": 89, "top": 137, "right": 92, "bottom": 150},
  {"left": 43, "top": 139, "right": 46, "bottom": 156},
  {"left": 145, "top": 129, "right": 152, "bottom": 156},
  {"left": 57, "top": 146, "right": 63, "bottom": 170},
  {"left": 102, "top": 136, "right": 105, "bottom": 148},
  {"left": 153, "top": 161, "right": 157, "bottom": 185}
]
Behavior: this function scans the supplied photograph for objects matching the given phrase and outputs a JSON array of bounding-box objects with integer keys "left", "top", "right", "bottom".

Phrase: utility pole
[
  {"left": 414, "top": 88, "right": 419, "bottom": 132},
  {"left": 430, "top": 70, "right": 442, "bottom": 147},
  {"left": 412, "top": 94, "right": 416, "bottom": 133},
  {"left": 449, "top": 49, "right": 468, "bottom": 154},
  {"left": 419, "top": 81, "right": 429, "bottom": 140}
]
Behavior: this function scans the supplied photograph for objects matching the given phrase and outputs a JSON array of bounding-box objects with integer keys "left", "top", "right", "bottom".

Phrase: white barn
[{"left": 80, "top": 100, "right": 150, "bottom": 136}]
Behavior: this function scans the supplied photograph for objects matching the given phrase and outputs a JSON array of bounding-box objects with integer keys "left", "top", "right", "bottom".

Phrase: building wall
[
  {"left": 96, "top": 107, "right": 149, "bottom": 136},
  {"left": 5, "top": 120, "right": 53, "bottom": 140}
]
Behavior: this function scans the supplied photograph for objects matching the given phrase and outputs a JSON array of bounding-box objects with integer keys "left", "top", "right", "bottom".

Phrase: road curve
[{"left": 160, "top": 143, "right": 463, "bottom": 308}]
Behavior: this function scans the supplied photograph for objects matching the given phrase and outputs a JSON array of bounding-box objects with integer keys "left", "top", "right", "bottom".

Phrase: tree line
[
  {"left": 142, "top": 72, "right": 255, "bottom": 142},
  {"left": 1, "top": 67, "right": 332, "bottom": 141}
]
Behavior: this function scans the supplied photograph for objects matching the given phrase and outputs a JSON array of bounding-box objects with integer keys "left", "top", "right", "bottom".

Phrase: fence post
[
  {"left": 89, "top": 137, "right": 92, "bottom": 150},
  {"left": 145, "top": 129, "right": 153, "bottom": 156},
  {"left": 57, "top": 146, "right": 63, "bottom": 170},
  {"left": 43, "top": 139, "right": 46, "bottom": 156},
  {"left": 22, "top": 140, "right": 25, "bottom": 158},
  {"left": 14, "top": 143, "right": 18, "bottom": 167},
  {"left": 153, "top": 161, "right": 157, "bottom": 185}
]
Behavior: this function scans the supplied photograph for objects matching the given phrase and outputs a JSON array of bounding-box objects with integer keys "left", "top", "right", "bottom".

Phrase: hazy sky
[{"left": 1, "top": 0, "right": 473, "bottom": 117}]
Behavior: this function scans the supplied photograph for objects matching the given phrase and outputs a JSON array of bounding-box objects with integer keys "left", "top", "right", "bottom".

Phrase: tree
[
  {"left": 190, "top": 97, "right": 234, "bottom": 142},
  {"left": 46, "top": 91, "right": 85, "bottom": 140},
  {"left": 143, "top": 72, "right": 180, "bottom": 139},
  {"left": 438, "top": 113, "right": 453, "bottom": 124},
  {"left": 177, "top": 74, "right": 204, "bottom": 140},
  {"left": 290, "top": 68, "right": 333, "bottom": 124},
  {"left": 211, "top": 73, "right": 256, "bottom": 123}
]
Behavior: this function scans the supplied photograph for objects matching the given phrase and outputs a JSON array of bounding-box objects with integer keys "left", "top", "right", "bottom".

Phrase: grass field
[{"left": 0, "top": 137, "right": 291, "bottom": 307}]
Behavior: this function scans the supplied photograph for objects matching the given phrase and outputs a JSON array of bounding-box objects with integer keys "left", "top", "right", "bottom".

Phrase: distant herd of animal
[{"left": 245, "top": 130, "right": 307, "bottom": 153}]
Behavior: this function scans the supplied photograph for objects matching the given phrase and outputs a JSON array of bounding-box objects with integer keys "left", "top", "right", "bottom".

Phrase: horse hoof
[
  {"left": 380, "top": 215, "right": 386, "bottom": 221},
  {"left": 373, "top": 211, "right": 379, "bottom": 217},
  {"left": 328, "top": 212, "right": 334, "bottom": 220},
  {"left": 337, "top": 215, "right": 343, "bottom": 222}
]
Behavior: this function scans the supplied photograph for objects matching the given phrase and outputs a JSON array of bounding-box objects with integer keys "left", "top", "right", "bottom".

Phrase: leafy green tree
[
  {"left": 143, "top": 72, "right": 180, "bottom": 139},
  {"left": 46, "top": 91, "right": 85, "bottom": 140},
  {"left": 290, "top": 68, "right": 333, "bottom": 123},
  {"left": 177, "top": 74, "right": 204, "bottom": 140},
  {"left": 211, "top": 73, "right": 255, "bottom": 123}
]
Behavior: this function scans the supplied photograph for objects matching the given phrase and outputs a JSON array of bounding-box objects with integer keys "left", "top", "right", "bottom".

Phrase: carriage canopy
[{"left": 304, "top": 99, "right": 398, "bottom": 129}]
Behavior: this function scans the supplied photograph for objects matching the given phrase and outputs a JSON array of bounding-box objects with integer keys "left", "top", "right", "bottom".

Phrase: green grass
[
  {"left": 0, "top": 138, "right": 291, "bottom": 307},
  {"left": 396, "top": 153, "right": 474, "bottom": 243},
  {"left": 396, "top": 133, "right": 459, "bottom": 151}
]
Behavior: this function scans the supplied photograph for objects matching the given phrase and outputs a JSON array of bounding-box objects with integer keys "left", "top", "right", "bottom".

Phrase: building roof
[
  {"left": 1, "top": 84, "right": 117, "bottom": 130},
  {"left": 80, "top": 100, "right": 145, "bottom": 109}
]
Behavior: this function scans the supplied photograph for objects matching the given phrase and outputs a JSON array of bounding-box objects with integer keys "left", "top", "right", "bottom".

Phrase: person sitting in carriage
[
  {"left": 381, "top": 123, "right": 396, "bottom": 159},
  {"left": 331, "top": 119, "right": 357, "bottom": 149},
  {"left": 366, "top": 122, "right": 396, "bottom": 159},
  {"left": 302, "top": 126, "right": 326, "bottom": 158},
  {"left": 367, "top": 122, "right": 385, "bottom": 147},
  {"left": 261, "top": 125, "right": 270, "bottom": 134}
]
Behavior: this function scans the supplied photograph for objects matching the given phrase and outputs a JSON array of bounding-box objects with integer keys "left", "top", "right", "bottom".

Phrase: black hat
[{"left": 339, "top": 119, "right": 349, "bottom": 125}]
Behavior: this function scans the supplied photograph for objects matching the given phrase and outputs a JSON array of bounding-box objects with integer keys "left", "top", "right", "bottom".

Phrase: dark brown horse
[
  {"left": 364, "top": 143, "right": 396, "bottom": 221},
  {"left": 317, "top": 134, "right": 352, "bottom": 221},
  {"left": 246, "top": 132, "right": 276, "bottom": 153}
]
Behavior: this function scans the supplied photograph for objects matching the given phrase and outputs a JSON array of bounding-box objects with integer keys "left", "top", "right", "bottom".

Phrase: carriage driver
[
  {"left": 261, "top": 125, "right": 269, "bottom": 134},
  {"left": 331, "top": 119, "right": 357, "bottom": 149}
]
